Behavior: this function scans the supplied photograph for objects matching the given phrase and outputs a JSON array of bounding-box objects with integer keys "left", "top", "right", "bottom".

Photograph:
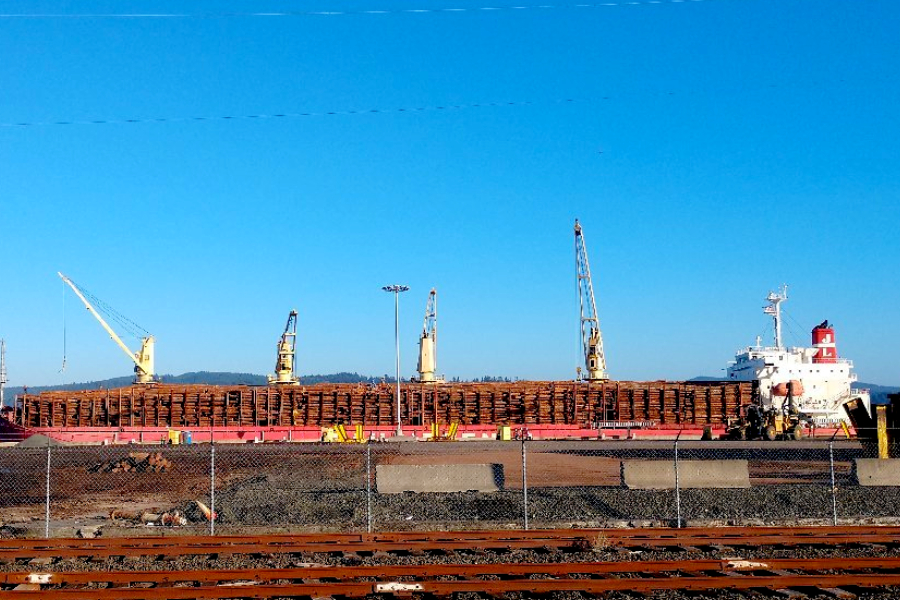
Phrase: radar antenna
[{"left": 763, "top": 285, "right": 788, "bottom": 349}]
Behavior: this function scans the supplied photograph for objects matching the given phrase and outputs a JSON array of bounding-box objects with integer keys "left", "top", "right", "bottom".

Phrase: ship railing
[{"left": 594, "top": 420, "right": 655, "bottom": 429}]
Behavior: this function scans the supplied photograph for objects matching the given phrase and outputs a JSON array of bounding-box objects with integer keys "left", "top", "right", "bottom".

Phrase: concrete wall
[
  {"left": 855, "top": 459, "right": 900, "bottom": 486},
  {"left": 621, "top": 459, "right": 751, "bottom": 489},
  {"left": 376, "top": 464, "right": 504, "bottom": 494}
]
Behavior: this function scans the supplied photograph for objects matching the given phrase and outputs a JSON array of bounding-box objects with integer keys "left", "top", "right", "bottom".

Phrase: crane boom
[
  {"left": 268, "top": 310, "right": 300, "bottom": 385},
  {"left": 416, "top": 289, "right": 438, "bottom": 383},
  {"left": 57, "top": 272, "right": 155, "bottom": 384},
  {"left": 574, "top": 220, "right": 608, "bottom": 380}
]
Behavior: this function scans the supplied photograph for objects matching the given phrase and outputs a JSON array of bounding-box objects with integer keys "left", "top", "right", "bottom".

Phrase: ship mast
[{"left": 763, "top": 285, "right": 788, "bottom": 349}]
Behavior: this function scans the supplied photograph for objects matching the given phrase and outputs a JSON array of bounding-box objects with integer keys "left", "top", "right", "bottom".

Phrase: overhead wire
[
  {"left": 0, "top": 75, "right": 870, "bottom": 129},
  {"left": 0, "top": 98, "right": 563, "bottom": 128},
  {"left": 0, "top": 0, "right": 720, "bottom": 19}
]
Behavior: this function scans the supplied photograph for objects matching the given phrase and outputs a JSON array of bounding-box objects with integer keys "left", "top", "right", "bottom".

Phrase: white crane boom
[
  {"left": 574, "top": 220, "right": 608, "bottom": 380},
  {"left": 416, "top": 288, "right": 438, "bottom": 383},
  {"left": 57, "top": 272, "right": 155, "bottom": 384}
]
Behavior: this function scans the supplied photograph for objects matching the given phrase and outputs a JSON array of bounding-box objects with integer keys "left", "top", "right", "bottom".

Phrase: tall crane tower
[
  {"left": 416, "top": 289, "right": 438, "bottom": 383},
  {"left": 58, "top": 272, "right": 156, "bottom": 384},
  {"left": 268, "top": 310, "right": 300, "bottom": 385},
  {"left": 0, "top": 339, "right": 7, "bottom": 408},
  {"left": 574, "top": 220, "right": 608, "bottom": 380}
]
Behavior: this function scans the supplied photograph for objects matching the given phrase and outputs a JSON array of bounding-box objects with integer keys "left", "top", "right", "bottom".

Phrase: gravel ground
[{"left": 205, "top": 484, "right": 900, "bottom": 531}]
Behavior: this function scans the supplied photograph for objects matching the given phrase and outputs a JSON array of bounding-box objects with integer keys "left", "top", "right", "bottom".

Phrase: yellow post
[
  {"left": 876, "top": 405, "right": 889, "bottom": 459},
  {"left": 355, "top": 424, "right": 364, "bottom": 442},
  {"left": 840, "top": 420, "right": 851, "bottom": 439}
]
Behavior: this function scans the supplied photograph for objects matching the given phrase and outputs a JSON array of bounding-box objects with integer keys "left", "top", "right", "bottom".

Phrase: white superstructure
[{"left": 726, "top": 286, "right": 870, "bottom": 423}]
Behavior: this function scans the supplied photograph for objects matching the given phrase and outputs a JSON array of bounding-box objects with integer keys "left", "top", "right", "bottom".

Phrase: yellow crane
[
  {"left": 416, "top": 289, "right": 439, "bottom": 383},
  {"left": 574, "top": 220, "right": 608, "bottom": 380},
  {"left": 58, "top": 272, "right": 156, "bottom": 384},
  {"left": 268, "top": 310, "right": 300, "bottom": 385}
]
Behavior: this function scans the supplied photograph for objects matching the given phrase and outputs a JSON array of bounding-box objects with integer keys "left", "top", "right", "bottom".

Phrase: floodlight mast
[
  {"left": 574, "top": 220, "right": 608, "bottom": 380},
  {"left": 57, "top": 272, "right": 156, "bottom": 384},
  {"left": 382, "top": 284, "right": 409, "bottom": 436}
]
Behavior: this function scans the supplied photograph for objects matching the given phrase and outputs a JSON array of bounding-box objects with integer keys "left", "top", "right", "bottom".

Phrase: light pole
[{"left": 382, "top": 284, "right": 409, "bottom": 436}]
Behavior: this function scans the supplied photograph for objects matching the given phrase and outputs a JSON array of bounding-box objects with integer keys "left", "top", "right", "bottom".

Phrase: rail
[{"left": 4, "top": 555, "right": 900, "bottom": 598}]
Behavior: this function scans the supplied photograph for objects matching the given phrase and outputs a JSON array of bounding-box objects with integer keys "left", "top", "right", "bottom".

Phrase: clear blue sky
[{"left": 1, "top": 0, "right": 898, "bottom": 387}]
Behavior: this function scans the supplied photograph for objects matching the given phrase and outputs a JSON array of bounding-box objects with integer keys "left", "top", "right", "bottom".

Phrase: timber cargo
[{"left": 9, "top": 380, "right": 754, "bottom": 443}]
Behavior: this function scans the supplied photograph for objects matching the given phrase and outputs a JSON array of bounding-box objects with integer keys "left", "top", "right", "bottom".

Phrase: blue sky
[{"left": 1, "top": 0, "right": 898, "bottom": 387}]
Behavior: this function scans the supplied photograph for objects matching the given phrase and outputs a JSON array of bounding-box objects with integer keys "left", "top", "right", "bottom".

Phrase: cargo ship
[{"left": 726, "top": 286, "right": 870, "bottom": 424}]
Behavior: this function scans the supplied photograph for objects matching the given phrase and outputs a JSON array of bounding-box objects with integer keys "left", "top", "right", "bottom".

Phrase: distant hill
[
  {"left": 2, "top": 371, "right": 388, "bottom": 399},
  {"left": 857, "top": 382, "right": 900, "bottom": 405}
]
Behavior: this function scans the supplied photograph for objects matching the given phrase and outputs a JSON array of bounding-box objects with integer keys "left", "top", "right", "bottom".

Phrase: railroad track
[
  {"left": 1, "top": 526, "right": 899, "bottom": 562},
  {"left": 3, "top": 556, "right": 900, "bottom": 598}
]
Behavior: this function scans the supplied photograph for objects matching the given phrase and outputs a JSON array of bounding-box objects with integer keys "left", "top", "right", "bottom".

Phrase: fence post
[
  {"left": 44, "top": 442, "right": 51, "bottom": 538},
  {"left": 829, "top": 439, "right": 838, "bottom": 526},
  {"left": 210, "top": 441, "right": 216, "bottom": 536},
  {"left": 366, "top": 444, "right": 373, "bottom": 533},
  {"left": 674, "top": 431, "right": 682, "bottom": 528},
  {"left": 522, "top": 439, "right": 529, "bottom": 531}
]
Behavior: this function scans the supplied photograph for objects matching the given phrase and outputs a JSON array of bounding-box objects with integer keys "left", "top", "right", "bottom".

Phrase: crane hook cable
[{"left": 59, "top": 278, "right": 67, "bottom": 373}]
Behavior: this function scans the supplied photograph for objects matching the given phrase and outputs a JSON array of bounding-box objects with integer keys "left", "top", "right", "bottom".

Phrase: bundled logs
[
  {"left": 89, "top": 452, "right": 172, "bottom": 473},
  {"left": 14, "top": 380, "right": 754, "bottom": 430}
]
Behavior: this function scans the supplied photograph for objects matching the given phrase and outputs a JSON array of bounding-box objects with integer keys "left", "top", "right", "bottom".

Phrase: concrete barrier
[
  {"left": 621, "top": 460, "right": 751, "bottom": 489},
  {"left": 855, "top": 459, "right": 900, "bottom": 486},
  {"left": 376, "top": 464, "right": 504, "bottom": 494}
]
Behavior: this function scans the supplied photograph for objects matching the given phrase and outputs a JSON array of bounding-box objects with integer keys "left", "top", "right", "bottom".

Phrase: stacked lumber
[
  {"left": 88, "top": 452, "right": 173, "bottom": 473},
  {"left": 15, "top": 380, "right": 756, "bottom": 430}
]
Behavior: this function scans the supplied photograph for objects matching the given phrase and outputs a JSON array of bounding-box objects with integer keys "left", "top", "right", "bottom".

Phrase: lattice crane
[
  {"left": 268, "top": 310, "right": 300, "bottom": 385},
  {"left": 58, "top": 272, "right": 156, "bottom": 384},
  {"left": 574, "top": 220, "right": 608, "bottom": 380},
  {"left": 416, "top": 289, "right": 439, "bottom": 383}
]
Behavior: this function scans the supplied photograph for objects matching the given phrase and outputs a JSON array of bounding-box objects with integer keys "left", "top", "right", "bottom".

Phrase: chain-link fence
[{"left": 4, "top": 432, "right": 900, "bottom": 537}]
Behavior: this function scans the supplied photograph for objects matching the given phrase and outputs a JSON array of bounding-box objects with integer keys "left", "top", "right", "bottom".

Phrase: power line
[
  {"left": 0, "top": 98, "right": 579, "bottom": 128},
  {"left": 1, "top": 75, "right": 872, "bottom": 130},
  {"left": 0, "top": 0, "right": 717, "bottom": 19}
]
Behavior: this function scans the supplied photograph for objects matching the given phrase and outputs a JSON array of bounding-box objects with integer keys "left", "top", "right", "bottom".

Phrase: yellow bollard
[{"left": 876, "top": 405, "right": 889, "bottom": 459}]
